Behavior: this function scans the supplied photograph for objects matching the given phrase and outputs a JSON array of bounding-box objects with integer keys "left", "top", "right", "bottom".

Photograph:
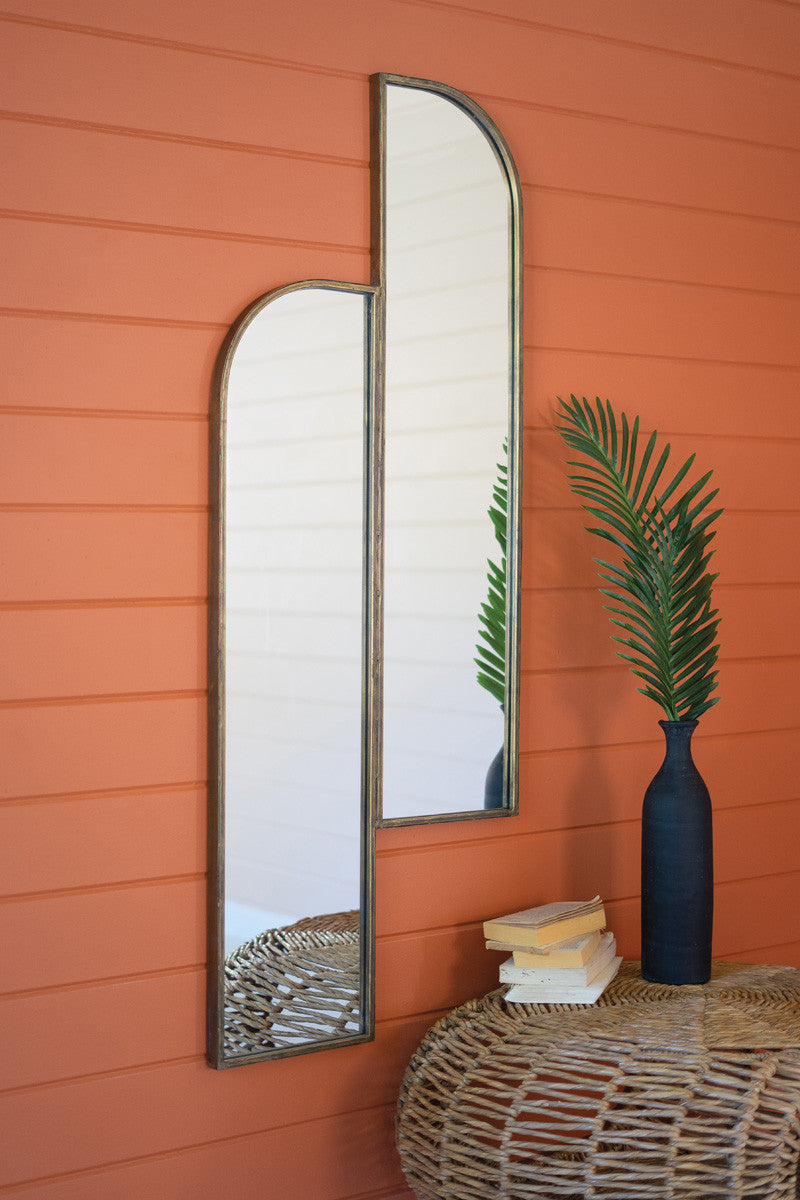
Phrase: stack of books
[{"left": 483, "top": 896, "right": 622, "bottom": 1004}]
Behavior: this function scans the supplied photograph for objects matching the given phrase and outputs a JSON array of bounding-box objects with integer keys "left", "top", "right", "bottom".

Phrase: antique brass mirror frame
[
  {"left": 208, "top": 75, "right": 522, "bottom": 1068},
  {"left": 372, "top": 73, "right": 523, "bottom": 827},
  {"left": 208, "top": 280, "right": 378, "bottom": 1067}
]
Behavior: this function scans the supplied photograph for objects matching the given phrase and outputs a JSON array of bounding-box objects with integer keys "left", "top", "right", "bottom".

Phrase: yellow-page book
[
  {"left": 483, "top": 897, "right": 605, "bottom": 949},
  {"left": 504, "top": 929, "right": 603, "bottom": 968}
]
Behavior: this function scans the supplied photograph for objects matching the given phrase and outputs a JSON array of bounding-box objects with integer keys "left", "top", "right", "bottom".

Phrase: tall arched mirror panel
[
  {"left": 208, "top": 282, "right": 376, "bottom": 1067},
  {"left": 374, "top": 74, "right": 522, "bottom": 824}
]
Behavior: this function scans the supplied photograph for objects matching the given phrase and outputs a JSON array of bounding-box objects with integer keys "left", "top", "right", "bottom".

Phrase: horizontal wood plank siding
[{"left": 1, "top": 0, "right": 798, "bottom": 1195}]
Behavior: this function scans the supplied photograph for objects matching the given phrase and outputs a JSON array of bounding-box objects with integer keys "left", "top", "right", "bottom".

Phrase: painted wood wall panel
[
  {"left": 0, "top": 21, "right": 370, "bottom": 163},
  {"left": 716, "top": 873, "right": 800, "bottom": 956},
  {"left": 521, "top": 586, "right": 800, "bottom": 671},
  {"left": 1, "top": 2, "right": 798, "bottom": 1197},
  {"left": 529, "top": 269, "right": 800, "bottom": 365},
  {"left": 0, "top": 970, "right": 206, "bottom": 1090},
  {"left": 10, "top": 0, "right": 800, "bottom": 79},
  {"left": 518, "top": 658, "right": 800, "bottom": 752},
  {"left": 0, "top": 696, "right": 205, "bottom": 799},
  {"left": 0, "top": 787, "right": 204, "bottom": 894},
  {"left": 0, "top": 512, "right": 206, "bottom": 602},
  {"left": 1, "top": 315, "right": 219, "bottom": 415},
  {"left": 528, "top": 425, "right": 800, "bottom": 513},
  {"left": 3, "top": 880, "right": 206, "bottom": 992},
  {"left": 375, "top": 862, "right": 800, "bottom": 1023},
  {"left": 516, "top": 730, "right": 800, "bottom": 834},
  {"left": 2, "top": 969, "right": 433, "bottom": 1106},
  {"left": 0, "top": 1106, "right": 408, "bottom": 1200},
  {"left": 0, "top": 412, "right": 207, "bottom": 506},
  {"left": 715, "top": 802, "right": 800, "bottom": 882},
  {"left": 524, "top": 354, "right": 800, "bottom": 439},
  {"left": 0, "top": 1028, "right": 421, "bottom": 1187},
  {"left": 498, "top": 104, "right": 800, "bottom": 221},
  {"left": 0, "top": 606, "right": 205, "bottom": 701},
  {"left": 7, "top": 5, "right": 799, "bottom": 149},
  {"left": 376, "top": 807, "right": 800, "bottom": 950},
  {"left": 431, "top": 800, "right": 798, "bottom": 902},
  {"left": 1, "top": 220, "right": 368, "bottom": 321},
  {"left": 523, "top": 509, "right": 800, "bottom": 594},
  {"left": 527, "top": 190, "right": 800, "bottom": 295},
  {"left": 0, "top": 122, "right": 369, "bottom": 248},
  {"left": 425, "top": 0, "right": 800, "bottom": 75},
  {"left": 7, "top": 100, "right": 799, "bottom": 235}
]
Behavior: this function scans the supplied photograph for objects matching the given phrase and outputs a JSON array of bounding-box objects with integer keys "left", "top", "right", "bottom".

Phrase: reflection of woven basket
[
  {"left": 224, "top": 910, "right": 360, "bottom": 1057},
  {"left": 397, "top": 961, "right": 800, "bottom": 1200}
]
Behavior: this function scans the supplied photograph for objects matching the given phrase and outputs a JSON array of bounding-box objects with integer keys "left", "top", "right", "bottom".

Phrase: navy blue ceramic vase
[
  {"left": 641, "top": 720, "right": 713, "bottom": 984},
  {"left": 484, "top": 745, "right": 504, "bottom": 809}
]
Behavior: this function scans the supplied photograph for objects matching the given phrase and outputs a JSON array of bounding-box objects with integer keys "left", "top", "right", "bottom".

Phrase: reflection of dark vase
[
  {"left": 484, "top": 746, "right": 504, "bottom": 809},
  {"left": 641, "top": 720, "right": 713, "bottom": 984}
]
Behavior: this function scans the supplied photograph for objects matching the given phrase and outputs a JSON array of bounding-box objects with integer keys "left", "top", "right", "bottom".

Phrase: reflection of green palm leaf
[
  {"left": 476, "top": 446, "right": 507, "bottom": 706},
  {"left": 555, "top": 395, "right": 723, "bottom": 721}
]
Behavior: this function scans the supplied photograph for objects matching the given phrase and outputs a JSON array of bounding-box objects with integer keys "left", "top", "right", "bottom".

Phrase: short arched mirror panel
[
  {"left": 208, "top": 282, "right": 376, "bottom": 1067},
  {"left": 374, "top": 74, "right": 522, "bottom": 824}
]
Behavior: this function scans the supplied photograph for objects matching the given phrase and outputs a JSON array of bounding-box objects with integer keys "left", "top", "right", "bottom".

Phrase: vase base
[{"left": 641, "top": 953, "right": 711, "bottom": 986}]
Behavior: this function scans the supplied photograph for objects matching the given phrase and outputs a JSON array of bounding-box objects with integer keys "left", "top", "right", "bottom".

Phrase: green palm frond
[
  {"left": 555, "top": 395, "right": 723, "bottom": 722},
  {"left": 476, "top": 444, "right": 507, "bottom": 706}
]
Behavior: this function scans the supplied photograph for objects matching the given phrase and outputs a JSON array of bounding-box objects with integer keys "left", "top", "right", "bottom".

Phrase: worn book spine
[{"left": 484, "top": 907, "right": 606, "bottom": 948}]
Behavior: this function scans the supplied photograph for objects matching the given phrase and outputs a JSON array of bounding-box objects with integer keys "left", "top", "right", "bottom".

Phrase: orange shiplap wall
[{"left": 1, "top": 2, "right": 799, "bottom": 1196}]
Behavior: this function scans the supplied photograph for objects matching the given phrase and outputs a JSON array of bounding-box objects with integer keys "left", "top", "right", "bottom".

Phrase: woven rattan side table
[{"left": 396, "top": 961, "right": 800, "bottom": 1199}]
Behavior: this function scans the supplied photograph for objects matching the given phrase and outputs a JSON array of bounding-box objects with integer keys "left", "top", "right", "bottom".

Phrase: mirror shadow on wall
[{"left": 208, "top": 74, "right": 521, "bottom": 1067}]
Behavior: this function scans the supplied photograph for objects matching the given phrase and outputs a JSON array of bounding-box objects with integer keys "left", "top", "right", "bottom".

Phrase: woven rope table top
[
  {"left": 477, "top": 959, "right": 800, "bottom": 1049},
  {"left": 397, "top": 961, "right": 800, "bottom": 1200}
]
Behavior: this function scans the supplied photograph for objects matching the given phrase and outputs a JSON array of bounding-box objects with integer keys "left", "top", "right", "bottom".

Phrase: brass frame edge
[
  {"left": 207, "top": 279, "right": 378, "bottom": 1068},
  {"left": 372, "top": 72, "right": 524, "bottom": 828}
]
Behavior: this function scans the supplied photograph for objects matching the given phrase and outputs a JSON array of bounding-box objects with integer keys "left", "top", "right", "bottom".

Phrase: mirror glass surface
[
  {"left": 380, "top": 79, "right": 520, "bottom": 823},
  {"left": 210, "top": 284, "right": 372, "bottom": 1065}
]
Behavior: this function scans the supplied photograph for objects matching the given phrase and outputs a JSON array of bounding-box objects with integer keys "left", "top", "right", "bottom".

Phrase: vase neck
[
  {"left": 658, "top": 720, "right": 699, "bottom": 762},
  {"left": 659, "top": 719, "right": 698, "bottom": 734}
]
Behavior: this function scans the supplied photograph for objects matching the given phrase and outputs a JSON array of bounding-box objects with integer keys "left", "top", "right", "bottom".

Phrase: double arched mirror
[{"left": 208, "top": 74, "right": 521, "bottom": 1067}]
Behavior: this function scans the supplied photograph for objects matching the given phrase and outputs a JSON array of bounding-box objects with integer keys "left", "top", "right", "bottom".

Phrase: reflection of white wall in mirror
[
  {"left": 223, "top": 288, "right": 364, "bottom": 953},
  {"left": 383, "top": 85, "right": 509, "bottom": 819}
]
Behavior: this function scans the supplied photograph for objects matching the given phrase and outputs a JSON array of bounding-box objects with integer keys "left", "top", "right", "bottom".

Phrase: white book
[
  {"left": 499, "top": 932, "right": 616, "bottom": 987},
  {"left": 504, "top": 955, "right": 622, "bottom": 1005}
]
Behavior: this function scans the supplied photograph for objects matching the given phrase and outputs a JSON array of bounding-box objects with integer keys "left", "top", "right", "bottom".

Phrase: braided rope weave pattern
[
  {"left": 223, "top": 910, "right": 360, "bottom": 1056},
  {"left": 397, "top": 961, "right": 800, "bottom": 1199}
]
